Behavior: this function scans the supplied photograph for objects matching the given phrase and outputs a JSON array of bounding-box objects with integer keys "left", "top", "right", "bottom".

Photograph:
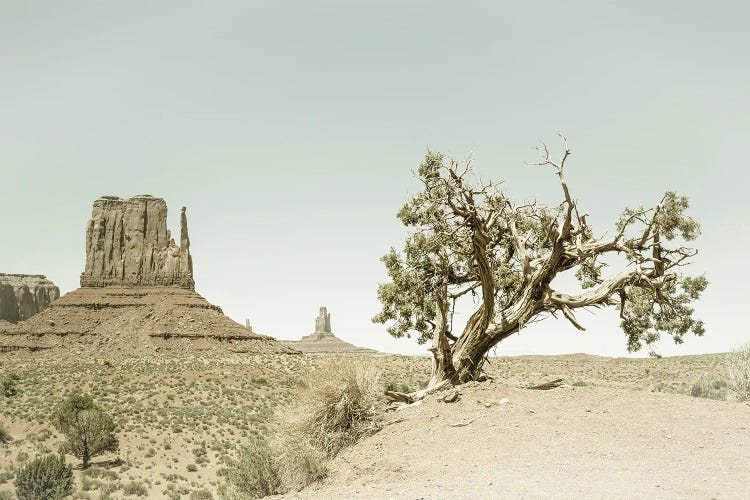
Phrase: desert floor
[
  {"left": 280, "top": 381, "right": 750, "bottom": 499},
  {"left": 0, "top": 351, "right": 745, "bottom": 499}
]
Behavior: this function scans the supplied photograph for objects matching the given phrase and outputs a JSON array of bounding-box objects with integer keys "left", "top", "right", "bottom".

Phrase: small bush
[
  {"left": 190, "top": 488, "right": 213, "bottom": 500},
  {"left": 690, "top": 378, "right": 728, "bottom": 400},
  {"left": 1, "top": 373, "right": 19, "bottom": 397},
  {"left": 727, "top": 343, "right": 750, "bottom": 401},
  {"left": 274, "top": 440, "right": 327, "bottom": 492},
  {"left": 219, "top": 438, "right": 282, "bottom": 499},
  {"left": 14, "top": 454, "right": 73, "bottom": 500},
  {"left": 122, "top": 480, "right": 148, "bottom": 496},
  {"left": 0, "top": 424, "right": 12, "bottom": 445}
]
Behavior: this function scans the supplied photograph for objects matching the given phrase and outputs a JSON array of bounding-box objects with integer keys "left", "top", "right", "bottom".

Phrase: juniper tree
[
  {"left": 52, "top": 393, "right": 119, "bottom": 469},
  {"left": 374, "top": 137, "right": 707, "bottom": 399}
]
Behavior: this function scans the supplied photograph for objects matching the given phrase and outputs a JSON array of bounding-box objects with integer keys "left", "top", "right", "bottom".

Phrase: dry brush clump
[
  {"left": 220, "top": 359, "right": 382, "bottom": 498},
  {"left": 727, "top": 343, "right": 750, "bottom": 401},
  {"left": 284, "top": 359, "right": 382, "bottom": 457}
]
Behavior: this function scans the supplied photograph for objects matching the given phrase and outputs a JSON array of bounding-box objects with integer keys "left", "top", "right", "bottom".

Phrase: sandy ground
[{"left": 281, "top": 382, "right": 750, "bottom": 500}]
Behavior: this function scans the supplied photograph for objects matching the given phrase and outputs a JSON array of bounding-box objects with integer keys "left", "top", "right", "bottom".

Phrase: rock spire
[{"left": 314, "top": 306, "right": 333, "bottom": 334}]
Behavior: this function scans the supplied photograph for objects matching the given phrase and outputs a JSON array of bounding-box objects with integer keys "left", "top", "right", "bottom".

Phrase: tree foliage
[
  {"left": 51, "top": 393, "right": 119, "bottom": 469},
  {"left": 374, "top": 138, "right": 707, "bottom": 389}
]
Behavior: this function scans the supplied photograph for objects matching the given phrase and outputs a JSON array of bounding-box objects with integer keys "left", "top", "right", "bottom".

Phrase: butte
[
  {"left": 0, "top": 195, "right": 295, "bottom": 354},
  {"left": 281, "top": 306, "right": 378, "bottom": 354}
]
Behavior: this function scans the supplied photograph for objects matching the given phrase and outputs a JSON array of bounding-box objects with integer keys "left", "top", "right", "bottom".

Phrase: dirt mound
[
  {"left": 0, "top": 286, "right": 297, "bottom": 354},
  {"left": 282, "top": 383, "right": 750, "bottom": 499}
]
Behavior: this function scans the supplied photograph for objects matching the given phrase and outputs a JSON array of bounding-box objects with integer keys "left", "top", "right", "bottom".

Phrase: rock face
[
  {"left": 79, "top": 195, "right": 194, "bottom": 289},
  {"left": 0, "top": 274, "right": 60, "bottom": 323},
  {"left": 282, "top": 306, "right": 378, "bottom": 354}
]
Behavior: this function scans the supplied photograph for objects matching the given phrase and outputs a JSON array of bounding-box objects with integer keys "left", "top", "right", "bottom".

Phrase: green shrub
[
  {"left": 190, "top": 488, "right": 213, "bottom": 500},
  {"left": 14, "top": 454, "right": 73, "bottom": 500},
  {"left": 0, "top": 424, "right": 11, "bottom": 444},
  {"left": 690, "top": 378, "right": 728, "bottom": 400},
  {"left": 51, "top": 393, "right": 119, "bottom": 469},
  {"left": 1, "top": 373, "right": 19, "bottom": 397},
  {"left": 219, "top": 437, "right": 282, "bottom": 499},
  {"left": 122, "top": 480, "right": 148, "bottom": 496},
  {"left": 727, "top": 343, "right": 750, "bottom": 401},
  {"left": 274, "top": 440, "right": 327, "bottom": 492}
]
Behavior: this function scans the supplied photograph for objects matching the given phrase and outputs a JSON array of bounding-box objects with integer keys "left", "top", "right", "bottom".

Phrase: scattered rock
[{"left": 443, "top": 391, "right": 460, "bottom": 403}]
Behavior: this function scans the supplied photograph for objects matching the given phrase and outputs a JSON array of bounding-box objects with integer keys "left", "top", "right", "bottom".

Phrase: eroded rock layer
[
  {"left": 0, "top": 274, "right": 60, "bottom": 323},
  {"left": 79, "top": 195, "right": 194, "bottom": 288},
  {"left": 0, "top": 286, "right": 297, "bottom": 354}
]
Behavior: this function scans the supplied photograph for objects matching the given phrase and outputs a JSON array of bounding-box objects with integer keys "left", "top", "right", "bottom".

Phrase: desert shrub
[
  {"left": 2, "top": 373, "right": 19, "bottom": 397},
  {"left": 286, "top": 360, "right": 381, "bottom": 457},
  {"left": 0, "top": 490, "right": 14, "bottom": 500},
  {"left": 122, "top": 480, "right": 148, "bottom": 496},
  {"left": 690, "top": 378, "right": 728, "bottom": 400},
  {"left": 190, "top": 488, "right": 213, "bottom": 500},
  {"left": 727, "top": 343, "right": 750, "bottom": 401},
  {"left": 0, "top": 424, "right": 11, "bottom": 444},
  {"left": 219, "top": 360, "right": 380, "bottom": 497},
  {"left": 14, "top": 454, "right": 73, "bottom": 500},
  {"left": 274, "top": 440, "right": 327, "bottom": 492},
  {"left": 218, "top": 437, "right": 282, "bottom": 499},
  {"left": 51, "top": 393, "right": 119, "bottom": 469}
]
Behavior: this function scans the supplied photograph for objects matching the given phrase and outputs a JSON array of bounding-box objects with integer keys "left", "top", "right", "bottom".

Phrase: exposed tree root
[
  {"left": 527, "top": 378, "right": 565, "bottom": 390},
  {"left": 385, "top": 379, "right": 452, "bottom": 404}
]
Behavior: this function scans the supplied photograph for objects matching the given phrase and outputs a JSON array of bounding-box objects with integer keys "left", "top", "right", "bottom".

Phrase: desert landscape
[
  {"left": 3, "top": 2, "right": 750, "bottom": 499},
  {"left": 2, "top": 350, "right": 748, "bottom": 499}
]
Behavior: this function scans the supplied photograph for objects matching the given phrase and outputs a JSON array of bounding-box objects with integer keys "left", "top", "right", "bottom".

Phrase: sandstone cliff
[
  {"left": 79, "top": 195, "right": 194, "bottom": 288},
  {"left": 0, "top": 274, "right": 60, "bottom": 323}
]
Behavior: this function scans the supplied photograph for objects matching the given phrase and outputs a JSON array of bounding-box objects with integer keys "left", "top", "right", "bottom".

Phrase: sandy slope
[{"left": 282, "top": 382, "right": 750, "bottom": 499}]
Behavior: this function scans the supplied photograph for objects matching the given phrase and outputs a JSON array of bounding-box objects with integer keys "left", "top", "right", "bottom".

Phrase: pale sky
[{"left": 1, "top": 1, "right": 748, "bottom": 356}]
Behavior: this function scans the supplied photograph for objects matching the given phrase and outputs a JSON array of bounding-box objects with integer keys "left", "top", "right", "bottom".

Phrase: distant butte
[
  {"left": 0, "top": 273, "right": 60, "bottom": 324},
  {"left": 282, "top": 306, "right": 378, "bottom": 354}
]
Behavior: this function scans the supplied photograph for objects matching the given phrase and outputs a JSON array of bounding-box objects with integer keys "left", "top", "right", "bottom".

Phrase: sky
[{"left": 1, "top": 1, "right": 748, "bottom": 357}]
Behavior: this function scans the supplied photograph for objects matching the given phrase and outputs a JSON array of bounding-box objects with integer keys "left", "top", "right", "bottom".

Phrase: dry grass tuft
[
  {"left": 282, "top": 359, "right": 382, "bottom": 457},
  {"left": 272, "top": 359, "right": 381, "bottom": 490},
  {"left": 219, "top": 359, "right": 382, "bottom": 497},
  {"left": 727, "top": 343, "right": 750, "bottom": 401}
]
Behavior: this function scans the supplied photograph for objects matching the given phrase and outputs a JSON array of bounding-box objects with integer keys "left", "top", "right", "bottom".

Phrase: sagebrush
[
  {"left": 727, "top": 343, "right": 750, "bottom": 401},
  {"left": 14, "top": 454, "right": 73, "bottom": 500}
]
